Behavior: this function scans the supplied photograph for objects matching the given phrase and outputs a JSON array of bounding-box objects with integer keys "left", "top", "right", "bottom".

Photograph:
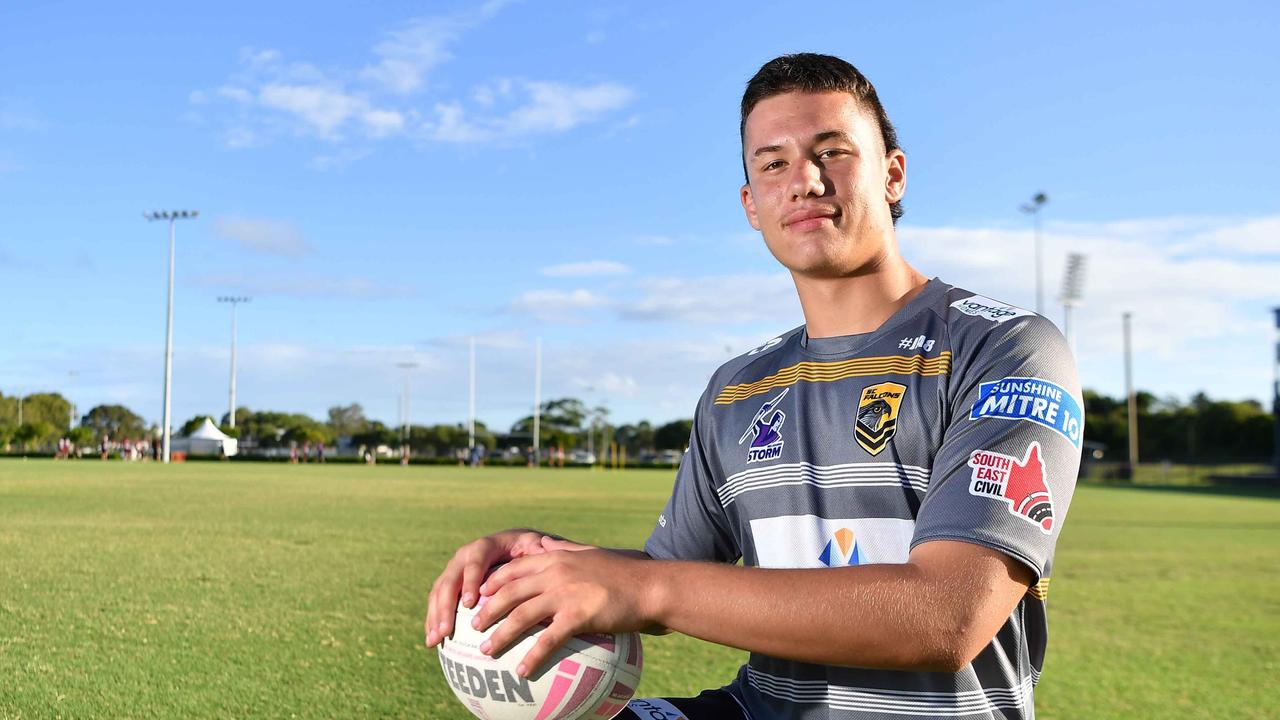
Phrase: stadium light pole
[
  {"left": 67, "top": 370, "right": 79, "bottom": 429},
  {"left": 145, "top": 209, "right": 198, "bottom": 463},
  {"left": 533, "top": 337, "right": 542, "bottom": 466},
  {"left": 1059, "top": 253, "right": 1087, "bottom": 355},
  {"left": 396, "top": 361, "right": 419, "bottom": 445},
  {"left": 1020, "top": 192, "right": 1049, "bottom": 314},
  {"left": 1272, "top": 307, "right": 1279, "bottom": 477},
  {"left": 1123, "top": 312, "right": 1139, "bottom": 478},
  {"left": 218, "top": 296, "right": 250, "bottom": 428},
  {"left": 468, "top": 338, "right": 476, "bottom": 450}
]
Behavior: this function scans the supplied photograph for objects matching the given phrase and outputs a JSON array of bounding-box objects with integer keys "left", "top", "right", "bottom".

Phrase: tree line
[{"left": 2, "top": 388, "right": 1271, "bottom": 462}]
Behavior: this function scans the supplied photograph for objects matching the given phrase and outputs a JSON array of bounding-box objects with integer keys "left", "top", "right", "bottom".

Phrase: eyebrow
[{"left": 751, "top": 130, "right": 856, "bottom": 157}]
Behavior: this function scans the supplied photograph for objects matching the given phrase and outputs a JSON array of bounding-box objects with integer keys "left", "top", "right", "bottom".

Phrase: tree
[
  {"left": 510, "top": 397, "right": 588, "bottom": 449},
  {"left": 67, "top": 426, "right": 95, "bottom": 450},
  {"left": 614, "top": 421, "right": 655, "bottom": 455},
  {"left": 18, "top": 393, "right": 72, "bottom": 431},
  {"left": 14, "top": 421, "right": 55, "bottom": 452},
  {"left": 327, "top": 403, "right": 368, "bottom": 439},
  {"left": 180, "top": 415, "right": 217, "bottom": 436},
  {"left": 352, "top": 423, "right": 399, "bottom": 451},
  {"left": 81, "top": 404, "right": 147, "bottom": 442},
  {"left": 654, "top": 419, "right": 694, "bottom": 451}
]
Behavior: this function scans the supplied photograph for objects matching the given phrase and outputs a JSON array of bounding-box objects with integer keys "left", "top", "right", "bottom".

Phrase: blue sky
[{"left": 2, "top": 0, "right": 1278, "bottom": 431}]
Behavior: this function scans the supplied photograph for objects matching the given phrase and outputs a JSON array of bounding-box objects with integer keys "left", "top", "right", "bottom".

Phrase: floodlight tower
[
  {"left": 218, "top": 296, "right": 250, "bottom": 428},
  {"left": 1123, "top": 312, "right": 1138, "bottom": 478},
  {"left": 1272, "top": 307, "right": 1279, "bottom": 477},
  {"left": 1059, "top": 254, "right": 1087, "bottom": 355},
  {"left": 468, "top": 338, "right": 476, "bottom": 450},
  {"left": 533, "top": 338, "right": 542, "bottom": 466},
  {"left": 1020, "top": 192, "right": 1049, "bottom": 314},
  {"left": 145, "top": 209, "right": 199, "bottom": 463},
  {"left": 396, "top": 361, "right": 419, "bottom": 445}
]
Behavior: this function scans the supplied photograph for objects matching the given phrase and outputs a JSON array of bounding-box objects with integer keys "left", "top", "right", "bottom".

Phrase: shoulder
[
  {"left": 698, "top": 326, "right": 806, "bottom": 406},
  {"left": 936, "top": 285, "right": 1065, "bottom": 355}
]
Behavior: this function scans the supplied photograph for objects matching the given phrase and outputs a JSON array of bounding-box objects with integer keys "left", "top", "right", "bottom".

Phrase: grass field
[{"left": 1, "top": 460, "right": 1277, "bottom": 719}]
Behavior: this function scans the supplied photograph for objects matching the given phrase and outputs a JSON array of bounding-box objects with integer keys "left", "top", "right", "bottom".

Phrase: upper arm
[
  {"left": 912, "top": 315, "right": 1083, "bottom": 581},
  {"left": 908, "top": 539, "right": 1035, "bottom": 666},
  {"left": 643, "top": 390, "right": 740, "bottom": 563}
]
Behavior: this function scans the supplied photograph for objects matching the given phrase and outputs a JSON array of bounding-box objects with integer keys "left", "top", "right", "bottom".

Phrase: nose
[{"left": 788, "top": 158, "right": 825, "bottom": 200}]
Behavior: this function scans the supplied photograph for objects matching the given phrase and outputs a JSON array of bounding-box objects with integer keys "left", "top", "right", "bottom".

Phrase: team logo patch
[
  {"left": 818, "top": 527, "right": 862, "bottom": 567},
  {"left": 949, "top": 295, "right": 1034, "bottom": 324},
  {"left": 739, "top": 388, "right": 787, "bottom": 464},
  {"left": 855, "top": 382, "right": 906, "bottom": 455},
  {"left": 969, "top": 376, "right": 1083, "bottom": 447},
  {"left": 967, "top": 442, "right": 1054, "bottom": 534}
]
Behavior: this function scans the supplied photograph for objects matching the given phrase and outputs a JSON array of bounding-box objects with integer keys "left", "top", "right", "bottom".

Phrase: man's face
[{"left": 740, "top": 91, "right": 905, "bottom": 279}]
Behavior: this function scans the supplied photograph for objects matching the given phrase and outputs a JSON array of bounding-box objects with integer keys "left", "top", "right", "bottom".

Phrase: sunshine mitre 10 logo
[{"left": 967, "top": 442, "right": 1054, "bottom": 534}]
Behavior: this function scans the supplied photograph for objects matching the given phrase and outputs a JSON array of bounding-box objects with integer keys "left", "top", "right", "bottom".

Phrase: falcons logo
[{"left": 967, "top": 442, "right": 1054, "bottom": 534}]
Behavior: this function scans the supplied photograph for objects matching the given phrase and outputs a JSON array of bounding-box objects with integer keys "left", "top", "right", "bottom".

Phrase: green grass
[{"left": 0, "top": 460, "right": 1276, "bottom": 719}]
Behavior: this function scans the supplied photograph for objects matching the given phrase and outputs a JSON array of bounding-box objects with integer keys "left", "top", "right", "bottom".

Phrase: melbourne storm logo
[
  {"left": 739, "top": 389, "right": 788, "bottom": 463},
  {"left": 967, "top": 442, "right": 1055, "bottom": 534}
]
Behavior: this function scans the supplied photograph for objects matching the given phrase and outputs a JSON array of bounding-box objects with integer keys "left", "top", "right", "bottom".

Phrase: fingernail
[
  {"left": 426, "top": 631, "right": 436, "bottom": 645},
  {"left": 471, "top": 617, "right": 481, "bottom": 629},
  {"left": 478, "top": 583, "right": 488, "bottom": 594},
  {"left": 438, "top": 621, "right": 448, "bottom": 633},
  {"left": 463, "top": 593, "right": 475, "bottom": 607},
  {"left": 479, "top": 640, "right": 491, "bottom": 654},
  {"left": 516, "top": 664, "right": 527, "bottom": 677}
]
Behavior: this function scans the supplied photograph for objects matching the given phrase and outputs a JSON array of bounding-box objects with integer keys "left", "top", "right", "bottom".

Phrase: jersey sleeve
[
  {"left": 643, "top": 390, "right": 740, "bottom": 563},
  {"left": 911, "top": 316, "right": 1083, "bottom": 579}
]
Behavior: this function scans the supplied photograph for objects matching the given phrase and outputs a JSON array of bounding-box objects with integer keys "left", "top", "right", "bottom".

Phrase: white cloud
[
  {"left": 213, "top": 216, "right": 313, "bottom": 257},
  {"left": 541, "top": 260, "right": 630, "bottom": 277},
  {"left": 899, "top": 215, "right": 1280, "bottom": 401},
  {"left": 622, "top": 273, "right": 801, "bottom": 325},
  {"left": 508, "top": 289, "right": 609, "bottom": 322},
  {"left": 194, "top": 8, "right": 634, "bottom": 158},
  {"left": 501, "top": 82, "right": 633, "bottom": 134},
  {"left": 422, "top": 81, "right": 635, "bottom": 143}
]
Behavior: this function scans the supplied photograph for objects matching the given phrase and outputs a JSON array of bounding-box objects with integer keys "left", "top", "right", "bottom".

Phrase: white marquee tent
[{"left": 172, "top": 417, "right": 238, "bottom": 457}]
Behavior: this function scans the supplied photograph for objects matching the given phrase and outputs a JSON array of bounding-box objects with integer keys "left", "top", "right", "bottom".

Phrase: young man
[{"left": 426, "top": 53, "right": 1081, "bottom": 720}]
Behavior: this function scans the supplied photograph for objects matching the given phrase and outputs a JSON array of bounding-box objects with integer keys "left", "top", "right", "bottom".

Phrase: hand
[
  {"left": 470, "top": 549, "right": 657, "bottom": 677},
  {"left": 425, "top": 529, "right": 553, "bottom": 648}
]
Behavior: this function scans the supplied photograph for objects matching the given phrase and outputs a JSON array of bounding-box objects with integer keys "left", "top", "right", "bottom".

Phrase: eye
[
  {"left": 817, "top": 148, "right": 847, "bottom": 160},
  {"left": 761, "top": 160, "right": 786, "bottom": 172}
]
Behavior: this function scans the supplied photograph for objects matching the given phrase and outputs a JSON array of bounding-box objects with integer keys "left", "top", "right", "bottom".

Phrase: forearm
[{"left": 642, "top": 560, "right": 995, "bottom": 671}]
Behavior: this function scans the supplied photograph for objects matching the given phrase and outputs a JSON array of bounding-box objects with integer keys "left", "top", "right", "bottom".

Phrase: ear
[
  {"left": 741, "top": 183, "right": 762, "bottom": 231},
  {"left": 884, "top": 148, "right": 906, "bottom": 205}
]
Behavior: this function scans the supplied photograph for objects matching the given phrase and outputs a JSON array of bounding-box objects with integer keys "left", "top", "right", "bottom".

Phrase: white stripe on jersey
[
  {"left": 718, "top": 461, "right": 930, "bottom": 506},
  {"left": 746, "top": 668, "right": 1034, "bottom": 717}
]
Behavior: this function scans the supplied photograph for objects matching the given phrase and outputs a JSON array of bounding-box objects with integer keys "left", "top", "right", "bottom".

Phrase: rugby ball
[{"left": 438, "top": 597, "right": 643, "bottom": 720}]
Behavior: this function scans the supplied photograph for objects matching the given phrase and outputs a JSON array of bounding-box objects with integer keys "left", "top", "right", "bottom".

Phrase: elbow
[{"left": 903, "top": 620, "right": 992, "bottom": 673}]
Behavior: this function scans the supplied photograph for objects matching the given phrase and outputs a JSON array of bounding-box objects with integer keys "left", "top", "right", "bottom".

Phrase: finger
[
  {"left": 426, "top": 571, "right": 453, "bottom": 646},
  {"left": 481, "top": 594, "right": 557, "bottom": 660},
  {"left": 432, "top": 556, "right": 470, "bottom": 642},
  {"left": 473, "top": 574, "right": 544, "bottom": 634},
  {"left": 517, "top": 615, "right": 577, "bottom": 678},
  {"left": 480, "top": 553, "right": 549, "bottom": 597},
  {"left": 459, "top": 556, "right": 491, "bottom": 610},
  {"left": 541, "top": 536, "right": 594, "bottom": 552}
]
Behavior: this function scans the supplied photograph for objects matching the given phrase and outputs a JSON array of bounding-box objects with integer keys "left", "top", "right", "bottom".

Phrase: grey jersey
[{"left": 645, "top": 279, "right": 1082, "bottom": 720}]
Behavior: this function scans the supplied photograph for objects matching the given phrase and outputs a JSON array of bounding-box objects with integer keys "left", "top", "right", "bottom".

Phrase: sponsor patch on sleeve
[
  {"left": 969, "top": 376, "right": 1083, "bottom": 447},
  {"left": 949, "top": 295, "right": 1034, "bottom": 324},
  {"left": 967, "top": 443, "right": 1054, "bottom": 534}
]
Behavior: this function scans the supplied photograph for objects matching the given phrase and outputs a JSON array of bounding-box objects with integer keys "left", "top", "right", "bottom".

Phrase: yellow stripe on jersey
[
  {"left": 1027, "top": 577, "right": 1050, "bottom": 601},
  {"left": 713, "top": 352, "right": 952, "bottom": 405}
]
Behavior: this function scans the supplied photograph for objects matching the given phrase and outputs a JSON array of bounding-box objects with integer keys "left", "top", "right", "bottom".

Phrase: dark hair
[{"left": 741, "top": 53, "right": 904, "bottom": 224}]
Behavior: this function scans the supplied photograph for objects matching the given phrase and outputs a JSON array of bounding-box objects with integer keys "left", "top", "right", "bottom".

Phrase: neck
[{"left": 792, "top": 252, "right": 929, "bottom": 338}]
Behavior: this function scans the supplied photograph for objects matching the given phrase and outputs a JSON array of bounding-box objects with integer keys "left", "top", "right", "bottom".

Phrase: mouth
[{"left": 783, "top": 207, "right": 839, "bottom": 231}]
